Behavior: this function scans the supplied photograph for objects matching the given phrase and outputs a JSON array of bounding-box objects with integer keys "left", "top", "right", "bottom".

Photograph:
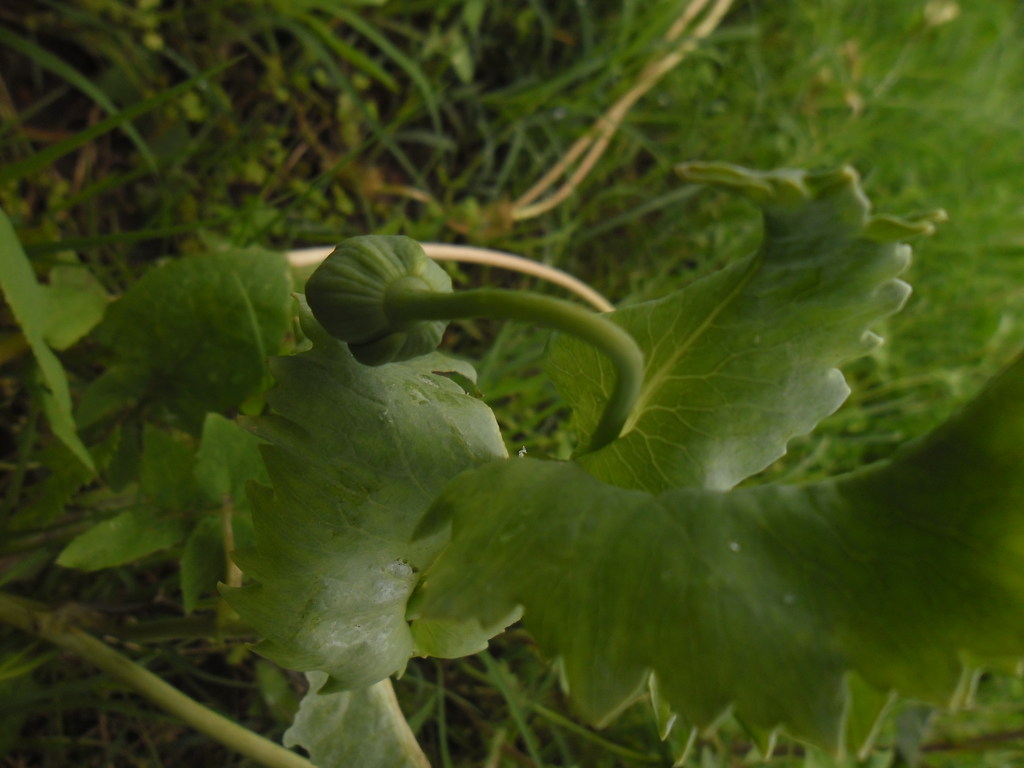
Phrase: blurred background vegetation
[{"left": 2, "top": 0, "right": 1023, "bottom": 765}]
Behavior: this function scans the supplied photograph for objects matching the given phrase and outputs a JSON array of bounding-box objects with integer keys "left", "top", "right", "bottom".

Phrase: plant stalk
[
  {"left": 385, "top": 281, "right": 644, "bottom": 453},
  {"left": 0, "top": 591, "right": 312, "bottom": 768}
]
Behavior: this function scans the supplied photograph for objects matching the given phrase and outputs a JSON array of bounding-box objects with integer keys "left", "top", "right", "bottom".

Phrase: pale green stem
[
  {"left": 0, "top": 591, "right": 312, "bottom": 768},
  {"left": 384, "top": 281, "right": 644, "bottom": 453}
]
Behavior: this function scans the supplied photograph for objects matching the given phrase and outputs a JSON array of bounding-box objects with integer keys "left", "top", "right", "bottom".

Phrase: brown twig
[{"left": 511, "top": 0, "right": 733, "bottom": 221}]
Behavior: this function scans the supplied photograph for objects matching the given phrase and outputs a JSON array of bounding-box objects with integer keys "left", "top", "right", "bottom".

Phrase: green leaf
[
  {"left": 180, "top": 414, "right": 267, "bottom": 613},
  {"left": 89, "top": 248, "right": 292, "bottom": 432},
  {"left": 255, "top": 660, "right": 301, "bottom": 726},
  {"left": 76, "top": 366, "right": 149, "bottom": 432},
  {"left": 180, "top": 515, "right": 224, "bottom": 615},
  {"left": 548, "top": 164, "right": 930, "bottom": 492},
  {"left": 56, "top": 507, "right": 189, "bottom": 571},
  {"left": 140, "top": 425, "right": 203, "bottom": 510},
  {"left": 412, "top": 353, "right": 1024, "bottom": 755},
  {"left": 106, "top": 418, "right": 142, "bottom": 492},
  {"left": 0, "top": 207, "right": 94, "bottom": 472},
  {"left": 283, "top": 673, "right": 429, "bottom": 768},
  {"left": 41, "top": 262, "right": 109, "bottom": 351},
  {"left": 194, "top": 413, "right": 269, "bottom": 513},
  {"left": 223, "top": 303, "right": 507, "bottom": 687},
  {"left": 15, "top": 443, "right": 96, "bottom": 529}
]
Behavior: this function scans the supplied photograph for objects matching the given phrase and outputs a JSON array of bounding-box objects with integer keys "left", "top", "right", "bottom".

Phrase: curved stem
[
  {"left": 384, "top": 283, "right": 643, "bottom": 453},
  {"left": 0, "top": 591, "right": 312, "bottom": 768}
]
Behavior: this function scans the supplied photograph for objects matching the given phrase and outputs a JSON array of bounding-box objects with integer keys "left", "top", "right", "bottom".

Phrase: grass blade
[
  {"left": 295, "top": 12, "right": 400, "bottom": 93},
  {"left": 0, "top": 26, "right": 159, "bottom": 173},
  {"left": 479, "top": 651, "right": 545, "bottom": 767},
  {"left": 320, "top": 5, "right": 441, "bottom": 130},
  {"left": 0, "top": 59, "right": 238, "bottom": 186}
]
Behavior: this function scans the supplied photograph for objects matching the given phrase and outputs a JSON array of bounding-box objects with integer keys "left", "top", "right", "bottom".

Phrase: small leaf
[
  {"left": 140, "top": 425, "right": 203, "bottom": 510},
  {"left": 180, "top": 516, "right": 224, "bottom": 615},
  {"left": 194, "top": 413, "right": 268, "bottom": 512},
  {"left": 548, "top": 165, "right": 916, "bottom": 492},
  {"left": 449, "top": 31, "right": 474, "bottom": 83},
  {"left": 76, "top": 365, "right": 149, "bottom": 431},
  {"left": 0, "top": 207, "right": 93, "bottom": 471},
  {"left": 255, "top": 660, "right": 301, "bottom": 726},
  {"left": 41, "top": 262, "right": 109, "bottom": 350},
  {"left": 283, "top": 673, "right": 429, "bottom": 768},
  {"left": 462, "top": 0, "right": 486, "bottom": 35},
  {"left": 57, "top": 507, "right": 189, "bottom": 571},
  {"left": 106, "top": 418, "right": 142, "bottom": 492},
  {"left": 16, "top": 443, "right": 95, "bottom": 528}
]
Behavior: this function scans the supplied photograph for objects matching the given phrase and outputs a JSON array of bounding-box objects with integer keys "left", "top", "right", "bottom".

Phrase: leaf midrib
[{"left": 621, "top": 252, "right": 763, "bottom": 436}]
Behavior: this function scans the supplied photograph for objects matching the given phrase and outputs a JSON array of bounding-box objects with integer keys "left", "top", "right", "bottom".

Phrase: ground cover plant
[{"left": 2, "top": 1, "right": 1024, "bottom": 766}]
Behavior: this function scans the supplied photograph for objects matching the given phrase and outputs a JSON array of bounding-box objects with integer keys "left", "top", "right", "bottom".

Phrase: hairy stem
[
  {"left": 384, "top": 282, "right": 643, "bottom": 453},
  {"left": 0, "top": 591, "right": 311, "bottom": 768}
]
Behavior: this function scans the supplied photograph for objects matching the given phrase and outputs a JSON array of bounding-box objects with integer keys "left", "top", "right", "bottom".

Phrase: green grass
[{"left": 3, "top": 0, "right": 1024, "bottom": 765}]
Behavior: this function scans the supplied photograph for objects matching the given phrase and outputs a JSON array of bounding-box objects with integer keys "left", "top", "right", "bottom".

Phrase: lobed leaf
[
  {"left": 223, "top": 302, "right": 507, "bottom": 687},
  {"left": 548, "top": 164, "right": 935, "bottom": 492},
  {"left": 412, "top": 352, "right": 1024, "bottom": 756}
]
